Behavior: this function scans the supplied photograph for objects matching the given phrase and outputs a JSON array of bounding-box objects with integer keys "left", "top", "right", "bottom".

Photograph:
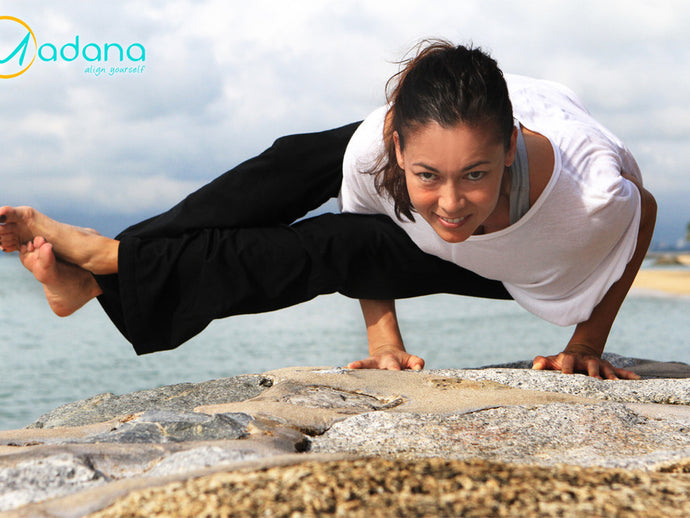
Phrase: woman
[
  {"left": 0, "top": 41, "right": 656, "bottom": 379},
  {"left": 340, "top": 42, "right": 656, "bottom": 378}
]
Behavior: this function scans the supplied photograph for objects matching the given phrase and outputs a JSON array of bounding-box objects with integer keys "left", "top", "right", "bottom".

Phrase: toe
[
  {"left": 37, "top": 242, "right": 55, "bottom": 265},
  {"left": 0, "top": 206, "right": 18, "bottom": 223},
  {"left": 0, "top": 222, "right": 17, "bottom": 235}
]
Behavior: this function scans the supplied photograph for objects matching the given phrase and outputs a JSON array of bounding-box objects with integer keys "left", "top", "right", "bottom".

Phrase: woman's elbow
[{"left": 621, "top": 171, "right": 657, "bottom": 230}]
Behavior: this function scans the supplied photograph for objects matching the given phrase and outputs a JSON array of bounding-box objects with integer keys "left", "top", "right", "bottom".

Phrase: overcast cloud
[{"left": 0, "top": 0, "right": 688, "bottom": 245}]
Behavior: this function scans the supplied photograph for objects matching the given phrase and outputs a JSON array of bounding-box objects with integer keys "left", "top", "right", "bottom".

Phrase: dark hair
[{"left": 370, "top": 40, "right": 514, "bottom": 221}]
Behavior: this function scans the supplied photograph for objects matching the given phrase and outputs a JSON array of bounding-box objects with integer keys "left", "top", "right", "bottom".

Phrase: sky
[{"left": 0, "top": 0, "right": 688, "bottom": 247}]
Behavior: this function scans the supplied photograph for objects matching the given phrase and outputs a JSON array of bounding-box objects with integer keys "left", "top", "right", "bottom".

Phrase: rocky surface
[
  {"left": 1, "top": 354, "right": 689, "bottom": 517},
  {"left": 26, "top": 374, "right": 269, "bottom": 430}
]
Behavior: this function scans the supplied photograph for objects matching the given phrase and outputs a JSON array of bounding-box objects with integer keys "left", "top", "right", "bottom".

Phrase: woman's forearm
[{"left": 359, "top": 299, "right": 406, "bottom": 355}]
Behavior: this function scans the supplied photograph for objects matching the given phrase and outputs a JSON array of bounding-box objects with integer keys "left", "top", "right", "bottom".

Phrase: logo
[
  {"left": 0, "top": 16, "right": 38, "bottom": 78},
  {"left": 1, "top": 16, "right": 145, "bottom": 79}
]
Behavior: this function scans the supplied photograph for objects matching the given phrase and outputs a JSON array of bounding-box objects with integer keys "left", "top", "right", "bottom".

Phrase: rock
[
  {"left": 143, "top": 446, "right": 260, "bottom": 478},
  {"left": 310, "top": 402, "right": 690, "bottom": 470},
  {"left": 195, "top": 366, "right": 592, "bottom": 435},
  {"left": 82, "top": 411, "right": 253, "bottom": 444},
  {"left": 0, "top": 453, "right": 107, "bottom": 512},
  {"left": 27, "top": 375, "right": 269, "bottom": 429},
  {"left": 3, "top": 358, "right": 690, "bottom": 517},
  {"left": 627, "top": 360, "right": 690, "bottom": 379},
  {"left": 275, "top": 382, "right": 404, "bottom": 412},
  {"left": 434, "top": 368, "right": 690, "bottom": 404}
]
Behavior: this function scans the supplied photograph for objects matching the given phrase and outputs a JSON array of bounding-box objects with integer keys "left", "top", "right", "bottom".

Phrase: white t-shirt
[{"left": 338, "top": 74, "right": 642, "bottom": 326}]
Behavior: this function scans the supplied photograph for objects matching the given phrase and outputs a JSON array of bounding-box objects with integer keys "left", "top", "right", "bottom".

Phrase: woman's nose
[{"left": 438, "top": 185, "right": 465, "bottom": 214}]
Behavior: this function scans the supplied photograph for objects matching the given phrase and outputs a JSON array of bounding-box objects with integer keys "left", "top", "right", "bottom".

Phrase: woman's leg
[
  {"left": 0, "top": 121, "right": 361, "bottom": 268},
  {"left": 112, "top": 212, "right": 509, "bottom": 355},
  {"left": 4, "top": 208, "right": 508, "bottom": 354},
  {"left": 0, "top": 206, "right": 118, "bottom": 274},
  {"left": 95, "top": 121, "right": 362, "bottom": 345}
]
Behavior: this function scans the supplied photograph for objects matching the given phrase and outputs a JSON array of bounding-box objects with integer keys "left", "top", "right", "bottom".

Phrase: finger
[
  {"left": 613, "top": 366, "right": 641, "bottom": 380},
  {"left": 347, "top": 359, "right": 372, "bottom": 370},
  {"left": 531, "top": 356, "right": 548, "bottom": 370},
  {"left": 405, "top": 355, "right": 425, "bottom": 371},
  {"left": 586, "top": 358, "right": 603, "bottom": 379},
  {"left": 597, "top": 361, "right": 620, "bottom": 380},
  {"left": 349, "top": 356, "right": 402, "bottom": 371},
  {"left": 560, "top": 354, "right": 575, "bottom": 375}
]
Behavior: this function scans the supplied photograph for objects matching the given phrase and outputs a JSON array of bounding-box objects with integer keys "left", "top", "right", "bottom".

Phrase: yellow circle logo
[{"left": 0, "top": 16, "right": 38, "bottom": 78}]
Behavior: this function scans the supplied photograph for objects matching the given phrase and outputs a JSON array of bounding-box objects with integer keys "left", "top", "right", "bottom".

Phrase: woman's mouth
[{"left": 436, "top": 214, "right": 469, "bottom": 228}]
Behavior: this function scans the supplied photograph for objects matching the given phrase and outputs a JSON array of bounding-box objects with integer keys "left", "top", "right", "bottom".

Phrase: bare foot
[
  {"left": 0, "top": 206, "right": 99, "bottom": 250},
  {"left": 19, "top": 237, "right": 103, "bottom": 316},
  {"left": 0, "top": 206, "right": 118, "bottom": 274}
]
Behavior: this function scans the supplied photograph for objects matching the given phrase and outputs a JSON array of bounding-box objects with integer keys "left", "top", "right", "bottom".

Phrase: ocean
[{"left": 1, "top": 254, "right": 689, "bottom": 431}]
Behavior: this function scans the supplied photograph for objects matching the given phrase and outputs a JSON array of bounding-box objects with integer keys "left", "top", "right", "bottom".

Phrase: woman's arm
[
  {"left": 533, "top": 175, "right": 657, "bottom": 379},
  {"left": 347, "top": 299, "right": 425, "bottom": 370}
]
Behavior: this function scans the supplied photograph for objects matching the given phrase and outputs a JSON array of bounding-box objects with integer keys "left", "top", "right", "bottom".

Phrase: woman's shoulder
[
  {"left": 506, "top": 74, "right": 590, "bottom": 116},
  {"left": 340, "top": 106, "right": 390, "bottom": 215},
  {"left": 508, "top": 75, "right": 640, "bottom": 189},
  {"left": 343, "top": 106, "right": 388, "bottom": 177}
]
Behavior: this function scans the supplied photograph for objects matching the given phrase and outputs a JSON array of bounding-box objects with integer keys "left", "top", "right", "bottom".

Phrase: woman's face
[{"left": 395, "top": 121, "right": 516, "bottom": 243}]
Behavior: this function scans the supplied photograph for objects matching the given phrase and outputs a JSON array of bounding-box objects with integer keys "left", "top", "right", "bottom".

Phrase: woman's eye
[
  {"left": 466, "top": 171, "right": 485, "bottom": 181},
  {"left": 417, "top": 172, "right": 436, "bottom": 181}
]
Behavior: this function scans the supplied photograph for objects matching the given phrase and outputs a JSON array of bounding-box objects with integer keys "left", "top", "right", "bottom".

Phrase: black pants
[{"left": 95, "top": 122, "right": 511, "bottom": 355}]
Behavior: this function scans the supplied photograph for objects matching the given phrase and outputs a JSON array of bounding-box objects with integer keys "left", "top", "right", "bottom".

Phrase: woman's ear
[
  {"left": 393, "top": 131, "right": 405, "bottom": 169},
  {"left": 504, "top": 126, "right": 518, "bottom": 167}
]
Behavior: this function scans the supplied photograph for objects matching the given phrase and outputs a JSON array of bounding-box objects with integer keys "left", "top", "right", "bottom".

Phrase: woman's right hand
[
  {"left": 353, "top": 299, "right": 424, "bottom": 370},
  {"left": 347, "top": 349, "right": 425, "bottom": 371}
]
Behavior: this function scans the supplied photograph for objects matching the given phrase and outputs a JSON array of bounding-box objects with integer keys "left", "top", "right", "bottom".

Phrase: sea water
[{"left": 1, "top": 254, "right": 689, "bottom": 431}]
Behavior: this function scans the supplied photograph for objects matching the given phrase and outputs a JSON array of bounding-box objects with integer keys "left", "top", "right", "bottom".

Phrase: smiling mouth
[{"left": 437, "top": 215, "right": 468, "bottom": 225}]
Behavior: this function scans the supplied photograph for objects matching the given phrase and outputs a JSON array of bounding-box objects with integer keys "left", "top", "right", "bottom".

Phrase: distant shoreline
[
  {"left": 633, "top": 264, "right": 690, "bottom": 296},
  {"left": 646, "top": 252, "right": 690, "bottom": 265}
]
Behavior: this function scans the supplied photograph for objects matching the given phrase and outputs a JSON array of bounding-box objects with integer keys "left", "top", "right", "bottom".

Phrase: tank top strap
[{"left": 509, "top": 123, "right": 530, "bottom": 224}]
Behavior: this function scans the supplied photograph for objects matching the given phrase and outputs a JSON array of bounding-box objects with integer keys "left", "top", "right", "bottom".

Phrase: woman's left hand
[{"left": 531, "top": 351, "right": 640, "bottom": 380}]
